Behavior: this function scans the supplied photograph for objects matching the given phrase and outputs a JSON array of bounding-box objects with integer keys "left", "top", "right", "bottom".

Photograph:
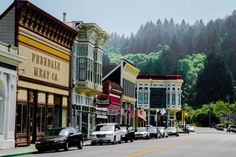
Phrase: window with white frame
[
  {"left": 138, "top": 91, "right": 148, "bottom": 105},
  {"left": 172, "top": 93, "right": 176, "bottom": 105}
]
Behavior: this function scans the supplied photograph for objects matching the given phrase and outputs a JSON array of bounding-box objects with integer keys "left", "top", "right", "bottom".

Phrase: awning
[{"left": 96, "top": 115, "right": 108, "bottom": 119}]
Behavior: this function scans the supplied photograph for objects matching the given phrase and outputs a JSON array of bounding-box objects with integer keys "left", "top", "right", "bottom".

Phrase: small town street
[{"left": 28, "top": 128, "right": 236, "bottom": 157}]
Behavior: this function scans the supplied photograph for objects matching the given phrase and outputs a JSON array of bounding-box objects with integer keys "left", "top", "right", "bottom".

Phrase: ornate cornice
[
  {"left": 16, "top": 1, "right": 77, "bottom": 49},
  {"left": 75, "top": 23, "right": 110, "bottom": 48}
]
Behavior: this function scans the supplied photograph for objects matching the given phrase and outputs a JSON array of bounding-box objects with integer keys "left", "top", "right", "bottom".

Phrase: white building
[
  {"left": 136, "top": 75, "right": 183, "bottom": 127},
  {"left": 69, "top": 22, "right": 109, "bottom": 139},
  {"left": 0, "top": 42, "right": 25, "bottom": 149}
]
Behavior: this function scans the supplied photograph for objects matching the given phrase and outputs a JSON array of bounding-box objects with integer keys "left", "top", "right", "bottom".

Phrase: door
[{"left": 54, "top": 95, "right": 62, "bottom": 127}]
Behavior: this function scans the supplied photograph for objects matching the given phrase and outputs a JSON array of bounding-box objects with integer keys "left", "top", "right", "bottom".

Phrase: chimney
[{"left": 63, "top": 12, "right": 66, "bottom": 22}]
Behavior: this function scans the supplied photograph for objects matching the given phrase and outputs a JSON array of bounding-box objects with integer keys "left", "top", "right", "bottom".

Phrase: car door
[
  {"left": 115, "top": 125, "right": 121, "bottom": 141},
  {"left": 67, "top": 128, "right": 76, "bottom": 146}
]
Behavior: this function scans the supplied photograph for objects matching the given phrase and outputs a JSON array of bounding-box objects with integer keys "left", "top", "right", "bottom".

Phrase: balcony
[
  {"left": 94, "top": 83, "right": 102, "bottom": 92},
  {"left": 166, "top": 104, "right": 181, "bottom": 111},
  {"left": 74, "top": 80, "right": 94, "bottom": 95}
]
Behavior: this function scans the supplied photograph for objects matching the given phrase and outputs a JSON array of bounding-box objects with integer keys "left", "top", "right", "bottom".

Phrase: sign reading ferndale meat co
[
  {"left": 32, "top": 53, "right": 60, "bottom": 82},
  {"left": 19, "top": 44, "right": 69, "bottom": 87}
]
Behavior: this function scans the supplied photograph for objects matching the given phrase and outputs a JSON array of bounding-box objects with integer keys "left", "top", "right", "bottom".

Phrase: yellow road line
[{"left": 126, "top": 138, "right": 203, "bottom": 157}]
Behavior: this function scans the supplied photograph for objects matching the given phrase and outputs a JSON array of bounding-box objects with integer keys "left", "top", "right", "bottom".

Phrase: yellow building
[
  {"left": 103, "top": 59, "right": 140, "bottom": 127},
  {"left": 0, "top": 1, "right": 77, "bottom": 146}
]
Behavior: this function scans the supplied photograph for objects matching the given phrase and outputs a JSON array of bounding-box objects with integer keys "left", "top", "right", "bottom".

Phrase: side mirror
[{"left": 69, "top": 132, "right": 73, "bottom": 137}]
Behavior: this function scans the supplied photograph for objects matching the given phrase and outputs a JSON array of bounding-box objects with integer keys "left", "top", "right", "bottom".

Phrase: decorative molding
[{"left": 17, "top": 3, "right": 77, "bottom": 49}]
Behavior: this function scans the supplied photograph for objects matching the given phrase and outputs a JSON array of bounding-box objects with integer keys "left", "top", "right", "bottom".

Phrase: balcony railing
[
  {"left": 0, "top": 42, "right": 17, "bottom": 55},
  {"left": 166, "top": 104, "right": 181, "bottom": 110}
]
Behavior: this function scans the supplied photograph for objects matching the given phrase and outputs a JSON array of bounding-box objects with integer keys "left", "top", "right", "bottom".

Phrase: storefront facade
[
  {"left": 96, "top": 81, "right": 123, "bottom": 124},
  {"left": 0, "top": 1, "right": 77, "bottom": 146},
  {"left": 70, "top": 22, "right": 109, "bottom": 138},
  {"left": 136, "top": 75, "right": 183, "bottom": 127},
  {"left": 0, "top": 42, "right": 25, "bottom": 149},
  {"left": 103, "top": 59, "right": 140, "bottom": 128}
]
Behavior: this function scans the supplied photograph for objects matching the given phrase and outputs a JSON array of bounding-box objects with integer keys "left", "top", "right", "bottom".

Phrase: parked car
[
  {"left": 166, "top": 127, "right": 179, "bottom": 136},
  {"left": 227, "top": 125, "right": 236, "bottom": 133},
  {"left": 135, "top": 127, "right": 150, "bottom": 139},
  {"left": 186, "top": 124, "right": 195, "bottom": 132},
  {"left": 35, "top": 127, "right": 83, "bottom": 152},
  {"left": 157, "top": 127, "right": 168, "bottom": 138},
  {"left": 215, "top": 124, "right": 224, "bottom": 131},
  {"left": 147, "top": 126, "right": 161, "bottom": 139},
  {"left": 120, "top": 125, "right": 135, "bottom": 142},
  {"left": 90, "top": 123, "right": 122, "bottom": 145}
]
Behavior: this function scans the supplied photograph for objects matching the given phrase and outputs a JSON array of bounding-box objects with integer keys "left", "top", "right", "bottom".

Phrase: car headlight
[
  {"left": 106, "top": 134, "right": 113, "bottom": 137},
  {"left": 35, "top": 141, "right": 41, "bottom": 144},
  {"left": 54, "top": 138, "right": 65, "bottom": 143},
  {"left": 91, "top": 134, "right": 96, "bottom": 138}
]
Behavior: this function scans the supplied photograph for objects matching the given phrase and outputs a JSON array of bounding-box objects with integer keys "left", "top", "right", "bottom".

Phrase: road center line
[{"left": 126, "top": 138, "right": 203, "bottom": 157}]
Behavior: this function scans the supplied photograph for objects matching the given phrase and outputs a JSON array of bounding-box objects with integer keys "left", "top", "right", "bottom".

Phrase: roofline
[
  {"left": 102, "top": 63, "right": 121, "bottom": 81},
  {"left": 0, "top": 1, "right": 15, "bottom": 20},
  {"left": 24, "top": 1, "right": 77, "bottom": 34},
  {"left": 137, "top": 75, "right": 183, "bottom": 80}
]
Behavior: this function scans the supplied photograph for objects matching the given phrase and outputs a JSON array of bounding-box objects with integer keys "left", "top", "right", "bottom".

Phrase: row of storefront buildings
[{"left": 0, "top": 0, "right": 183, "bottom": 149}]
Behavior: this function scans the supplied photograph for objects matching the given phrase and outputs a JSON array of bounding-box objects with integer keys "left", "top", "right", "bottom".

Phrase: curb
[{"left": 0, "top": 151, "right": 35, "bottom": 157}]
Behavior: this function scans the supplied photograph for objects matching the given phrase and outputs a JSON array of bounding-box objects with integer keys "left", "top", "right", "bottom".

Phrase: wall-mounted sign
[
  {"left": 95, "top": 98, "right": 110, "bottom": 105},
  {"left": 18, "top": 44, "right": 69, "bottom": 87}
]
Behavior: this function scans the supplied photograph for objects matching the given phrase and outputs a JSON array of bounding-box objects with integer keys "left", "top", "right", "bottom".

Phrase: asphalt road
[{"left": 29, "top": 128, "right": 236, "bottom": 157}]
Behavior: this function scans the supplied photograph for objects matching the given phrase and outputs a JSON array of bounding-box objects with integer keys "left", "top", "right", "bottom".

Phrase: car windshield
[
  {"left": 45, "top": 128, "right": 69, "bottom": 137},
  {"left": 120, "top": 127, "right": 127, "bottom": 131},
  {"left": 148, "top": 127, "right": 156, "bottom": 131},
  {"left": 166, "top": 127, "right": 176, "bottom": 131},
  {"left": 157, "top": 127, "right": 165, "bottom": 130},
  {"left": 137, "top": 127, "right": 146, "bottom": 132},
  {"left": 95, "top": 125, "right": 114, "bottom": 131}
]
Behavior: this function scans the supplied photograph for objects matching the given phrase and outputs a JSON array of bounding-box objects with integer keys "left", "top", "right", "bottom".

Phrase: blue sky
[{"left": 1, "top": 0, "right": 236, "bottom": 36}]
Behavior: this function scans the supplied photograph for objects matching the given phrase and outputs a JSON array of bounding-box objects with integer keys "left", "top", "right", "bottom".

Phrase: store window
[
  {"left": 47, "top": 107, "right": 53, "bottom": 129},
  {"left": 37, "top": 106, "right": 46, "bottom": 132},
  {"left": 16, "top": 104, "right": 27, "bottom": 133}
]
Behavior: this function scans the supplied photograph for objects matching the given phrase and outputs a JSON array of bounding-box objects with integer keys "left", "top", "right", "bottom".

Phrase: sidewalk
[
  {"left": 0, "top": 144, "right": 36, "bottom": 157},
  {"left": 0, "top": 140, "right": 90, "bottom": 157}
]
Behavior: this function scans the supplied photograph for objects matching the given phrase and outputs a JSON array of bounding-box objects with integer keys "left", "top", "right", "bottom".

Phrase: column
[
  {"left": 6, "top": 74, "right": 16, "bottom": 141},
  {"left": 87, "top": 113, "right": 91, "bottom": 139},
  {"left": 169, "top": 85, "right": 172, "bottom": 107},
  {"left": 148, "top": 110, "right": 150, "bottom": 125}
]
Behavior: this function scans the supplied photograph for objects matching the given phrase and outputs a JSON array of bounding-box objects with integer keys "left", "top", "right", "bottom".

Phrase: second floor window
[{"left": 79, "top": 58, "right": 86, "bottom": 81}]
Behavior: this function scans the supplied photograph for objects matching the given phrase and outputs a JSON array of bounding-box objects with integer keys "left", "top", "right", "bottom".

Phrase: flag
[{"left": 160, "top": 108, "right": 166, "bottom": 115}]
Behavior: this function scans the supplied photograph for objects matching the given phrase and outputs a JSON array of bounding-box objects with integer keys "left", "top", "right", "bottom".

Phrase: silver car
[{"left": 157, "top": 127, "right": 168, "bottom": 138}]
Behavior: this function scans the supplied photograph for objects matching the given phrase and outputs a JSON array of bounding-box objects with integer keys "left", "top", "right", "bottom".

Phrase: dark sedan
[
  {"left": 35, "top": 127, "right": 83, "bottom": 152},
  {"left": 120, "top": 126, "right": 135, "bottom": 142}
]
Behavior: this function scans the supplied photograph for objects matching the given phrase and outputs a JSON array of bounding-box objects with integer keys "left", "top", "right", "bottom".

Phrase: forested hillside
[{"left": 103, "top": 10, "right": 236, "bottom": 108}]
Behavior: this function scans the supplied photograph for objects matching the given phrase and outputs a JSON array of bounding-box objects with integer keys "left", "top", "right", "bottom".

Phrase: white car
[
  {"left": 90, "top": 123, "right": 122, "bottom": 145},
  {"left": 135, "top": 127, "right": 150, "bottom": 139},
  {"left": 157, "top": 127, "right": 169, "bottom": 138},
  {"left": 186, "top": 124, "right": 195, "bottom": 132}
]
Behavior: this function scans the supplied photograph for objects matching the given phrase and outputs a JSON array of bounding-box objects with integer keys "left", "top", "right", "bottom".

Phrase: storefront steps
[{"left": 0, "top": 140, "right": 91, "bottom": 156}]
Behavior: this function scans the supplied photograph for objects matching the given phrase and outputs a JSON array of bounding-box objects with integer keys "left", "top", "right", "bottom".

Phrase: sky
[{"left": 0, "top": 0, "right": 236, "bottom": 36}]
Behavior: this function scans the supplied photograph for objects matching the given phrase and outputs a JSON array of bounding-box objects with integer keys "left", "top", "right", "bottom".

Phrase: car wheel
[
  {"left": 78, "top": 140, "right": 83, "bottom": 149},
  {"left": 37, "top": 149, "right": 44, "bottom": 153},
  {"left": 118, "top": 136, "right": 122, "bottom": 144},
  {"left": 112, "top": 136, "right": 116, "bottom": 144},
  {"left": 91, "top": 141, "right": 96, "bottom": 146},
  {"left": 64, "top": 141, "right": 69, "bottom": 151}
]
